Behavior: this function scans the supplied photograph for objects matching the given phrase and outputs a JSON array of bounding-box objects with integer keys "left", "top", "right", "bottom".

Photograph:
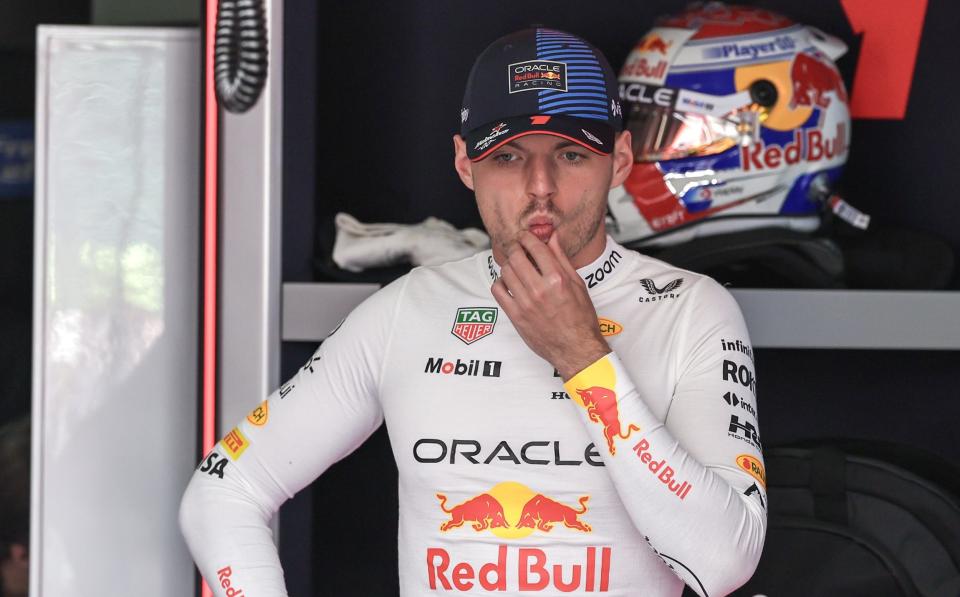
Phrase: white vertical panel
[
  {"left": 33, "top": 27, "right": 199, "bottom": 596},
  {"left": 218, "top": 0, "right": 282, "bottom": 429}
]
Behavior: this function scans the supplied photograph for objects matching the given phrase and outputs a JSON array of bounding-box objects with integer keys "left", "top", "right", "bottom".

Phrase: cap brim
[{"left": 466, "top": 115, "right": 615, "bottom": 161}]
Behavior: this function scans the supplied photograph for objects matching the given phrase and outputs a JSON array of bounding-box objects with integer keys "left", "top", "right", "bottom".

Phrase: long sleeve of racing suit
[
  {"left": 178, "top": 277, "right": 407, "bottom": 596},
  {"left": 562, "top": 277, "right": 767, "bottom": 597}
]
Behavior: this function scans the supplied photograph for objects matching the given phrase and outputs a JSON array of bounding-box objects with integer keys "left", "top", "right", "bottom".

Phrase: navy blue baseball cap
[{"left": 461, "top": 27, "right": 624, "bottom": 161}]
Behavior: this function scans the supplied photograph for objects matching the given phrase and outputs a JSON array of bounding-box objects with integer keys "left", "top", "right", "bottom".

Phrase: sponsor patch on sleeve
[
  {"left": 736, "top": 454, "right": 766, "bottom": 488},
  {"left": 221, "top": 427, "right": 250, "bottom": 461}
]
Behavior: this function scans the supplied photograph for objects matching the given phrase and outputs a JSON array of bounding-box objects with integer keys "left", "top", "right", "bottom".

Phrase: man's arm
[
  {"left": 562, "top": 278, "right": 766, "bottom": 597},
  {"left": 179, "top": 277, "right": 407, "bottom": 596},
  {"left": 493, "top": 233, "right": 765, "bottom": 597}
]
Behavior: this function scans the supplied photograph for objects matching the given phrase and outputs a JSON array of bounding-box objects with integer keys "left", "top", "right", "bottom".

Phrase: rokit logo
[
  {"left": 728, "top": 415, "right": 763, "bottom": 450},
  {"left": 585, "top": 250, "right": 622, "bottom": 288},
  {"left": 425, "top": 357, "right": 502, "bottom": 377},
  {"left": 723, "top": 391, "right": 757, "bottom": 419},
  {"left": 413, "top": 438, "right": 604, "bottom": 467},
  {"left": 198, "top": 450, "right": 229, "bottom": 479},
  {"left": 723, "top": 359, "right": 757, "bottom": 394},
  {"left": 639, "top": 278, "right": 683, "bottom": 302}
]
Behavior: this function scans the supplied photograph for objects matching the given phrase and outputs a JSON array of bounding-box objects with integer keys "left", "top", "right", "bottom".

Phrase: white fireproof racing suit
[{"left": 180, "top": 236, "right": 767, "bottom": 597}]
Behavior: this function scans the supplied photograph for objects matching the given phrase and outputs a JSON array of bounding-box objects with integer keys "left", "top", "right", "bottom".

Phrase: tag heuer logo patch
[
  {"left": 509, "top": 60, "right": 567, "bottom": 93},
  {"left": 452, "top": 307, "right": 498, "bottom": 344}
]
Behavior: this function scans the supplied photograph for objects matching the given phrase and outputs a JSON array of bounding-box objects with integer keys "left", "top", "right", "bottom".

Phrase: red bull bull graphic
[
  {"left": 426, "top": 545, "right": 612, "bottom": 592},
  {"left": 632, "top": 438, "right": 693, "bottom": 500},
  {"left": 429, "top": 482, "right": 611, "bottom": 591},
  {"left": 790, "top": 52, "right": 849, "bottom": 109},
  {"left": 636, "top": 34, "right": 672, "bottom": 54},
  {"left": 575, "top": 386, "right": 641, "bottom": 456},
  {"left": 516, "top": 494, "right": 592, "bottom": 533},
  {"left": 436, "top": 493, "right": 509, "bottom": 532},
  {"left": 436, "top": 482, "right": 590, "bottom": 538}
]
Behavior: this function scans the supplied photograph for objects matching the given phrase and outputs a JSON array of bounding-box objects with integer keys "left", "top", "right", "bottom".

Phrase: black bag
[{"left": 732, "top": 441, "right": 960, "bottom": 597}]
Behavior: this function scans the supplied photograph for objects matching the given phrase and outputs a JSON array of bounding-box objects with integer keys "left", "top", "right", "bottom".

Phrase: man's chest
[{"left": 377, "top": 297, "right": 682, "bottom": 475}]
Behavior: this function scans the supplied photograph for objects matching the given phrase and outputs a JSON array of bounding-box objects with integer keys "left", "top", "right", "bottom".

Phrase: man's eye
[
  {"left": 493, "top": 153, "right": 516, "bottom": 163},
  {"left": 561, "top": 151, "right": 585, "bottom": 162}
]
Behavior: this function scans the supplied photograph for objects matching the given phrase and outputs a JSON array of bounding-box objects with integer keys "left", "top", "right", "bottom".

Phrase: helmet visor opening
[{"left": 627, "top": 103, "right": 744, "bottom": 162}]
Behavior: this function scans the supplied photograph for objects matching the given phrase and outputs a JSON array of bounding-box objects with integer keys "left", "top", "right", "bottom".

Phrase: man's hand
[{"left": 491, "top": 231, "right": 610, "bottom": 380}]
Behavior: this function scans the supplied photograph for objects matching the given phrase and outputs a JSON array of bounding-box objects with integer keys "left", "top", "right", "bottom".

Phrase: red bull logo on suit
[{"left": 429, "top": 481, "right": 611, "bottom": 592}]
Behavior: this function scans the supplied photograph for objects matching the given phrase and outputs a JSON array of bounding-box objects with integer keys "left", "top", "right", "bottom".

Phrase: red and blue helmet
[{"left": 608, "top": 3, "right": 851, "bottom": 247}]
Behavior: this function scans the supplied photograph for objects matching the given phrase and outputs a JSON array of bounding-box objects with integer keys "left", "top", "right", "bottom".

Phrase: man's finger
[
  {"left": 491, "top": 277, "right": 514, "bottom": 307},
  {"left": 501, "top": 262, "right": 535, "bottom": 309},
  {"left": 506, "top": 242, "right": 543, "bottom": 290},
  {"left": 548, "top": 233, "right": 580, "bottom": 280},
  {"left": 517, "top": 231, "right": 561, "bottom": 280}
]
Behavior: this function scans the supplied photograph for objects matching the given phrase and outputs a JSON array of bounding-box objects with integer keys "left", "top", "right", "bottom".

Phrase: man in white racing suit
[{"left": 180, "top": 27, "right": 767, "bottom": 597}]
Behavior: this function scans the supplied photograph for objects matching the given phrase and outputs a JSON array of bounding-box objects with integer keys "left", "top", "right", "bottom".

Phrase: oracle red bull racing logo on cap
[
  {"left": 451, "top": 307, "right": 497, "bottom": 345},
  {"left": 509, "top": 60, "right": 567, "bottom": 93}
]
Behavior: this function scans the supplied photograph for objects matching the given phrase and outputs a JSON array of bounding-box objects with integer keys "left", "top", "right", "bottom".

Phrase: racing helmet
[{"left": 608, "top": 3, "right": 851, "bottom": 247}]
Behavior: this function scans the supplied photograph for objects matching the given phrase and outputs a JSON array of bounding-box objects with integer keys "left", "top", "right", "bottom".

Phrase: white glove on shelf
[{"left": 332, "top": 212, "right": 490, "bottom": 272}]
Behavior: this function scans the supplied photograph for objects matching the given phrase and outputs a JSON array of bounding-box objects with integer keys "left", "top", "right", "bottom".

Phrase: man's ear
[
  {"left": 452, "top": 134, "right": 475, "bottom": 191},
  {"left": 610, "top": 130, "right": 634, "bottom": 189}
]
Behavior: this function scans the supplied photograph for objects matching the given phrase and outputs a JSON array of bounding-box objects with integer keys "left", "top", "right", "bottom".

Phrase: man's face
[{"left": 454, "top": 131, "right": 632, "bottom": 268}]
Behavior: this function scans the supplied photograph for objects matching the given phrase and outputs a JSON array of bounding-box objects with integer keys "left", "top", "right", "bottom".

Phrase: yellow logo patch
[
  {"left": 598, "top": 318, "right": 623, "bottom": 337},
  {"left": 736, "top": 454, "right": 766, "bottom": 488},
  {"left": 221, "top": 427, "right": 250, "bottom": 461},
  {"left": 246, "top": 401, "right": 269, "bottom": 427}
]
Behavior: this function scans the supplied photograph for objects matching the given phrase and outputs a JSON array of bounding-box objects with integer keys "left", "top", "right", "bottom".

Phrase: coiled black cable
[{"left": 214, "top": 0, "right": 269, "bottom": 113}]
